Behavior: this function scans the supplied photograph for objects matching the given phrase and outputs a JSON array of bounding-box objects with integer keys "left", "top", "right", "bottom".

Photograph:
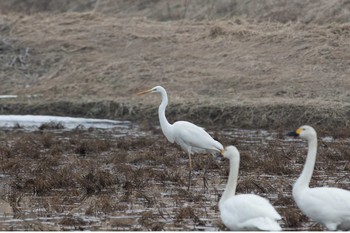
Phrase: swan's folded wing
[
  {"left": 240, "top": 217, "right": 282, "bottom": 231},
  {"left": 222, "top": 194, "right": 281, "bottom": 222},
  {"left": 297, "top": 187, "right": 350, "bottom": 224}
]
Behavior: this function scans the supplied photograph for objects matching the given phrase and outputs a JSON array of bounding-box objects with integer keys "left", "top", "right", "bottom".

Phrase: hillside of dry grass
[
  {"left": 2, "top": 0, "right": 350, "bottom": 24},
  {"left": 0, "top": 1, "right": 350, "bottom": 129}
]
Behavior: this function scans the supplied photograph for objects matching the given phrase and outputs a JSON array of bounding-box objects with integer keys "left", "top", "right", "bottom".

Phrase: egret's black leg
[
  {"left": 202, "top": 168, "right": 208, "bottom": 192},
  {"left": 187, "top": 153, "right": 192, "bottom": 190}
]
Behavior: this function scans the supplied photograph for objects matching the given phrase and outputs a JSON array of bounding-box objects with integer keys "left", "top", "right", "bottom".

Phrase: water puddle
[{"left": 0, "top": 115, "right": 130, "bottom": 130}]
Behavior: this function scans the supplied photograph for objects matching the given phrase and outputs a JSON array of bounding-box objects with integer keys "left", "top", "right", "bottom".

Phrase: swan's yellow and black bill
[
  {"left": 287, "top": 128, "right": 302, "bottom": 137},
  {"left": 137, "top": 89, "right": 152, "bottom": 95}
]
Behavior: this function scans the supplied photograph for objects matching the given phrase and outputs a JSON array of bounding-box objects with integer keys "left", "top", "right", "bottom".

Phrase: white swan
[
  {"left": 287, "top": 125, "right": 350, "bottom": 230},
  {"left": 219, "top": 146, "right": 282, "bottom": 231},
  {"left": 138, "top": 86, "right": 223, "bottom": 185}
]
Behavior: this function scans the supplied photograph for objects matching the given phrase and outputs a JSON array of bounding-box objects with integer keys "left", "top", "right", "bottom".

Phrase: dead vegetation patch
[
  {"left": 175, "top": 206, "right": 204, "bottom": 226},
  {"left": 38, "top": 121, "right": 64, "bottom": 130},
  {"left": 138, "top": 210, "right": 165, "bottom": 231},
  {"left": 78, "top": 169, "right": 117, "bottom": 195},
  {"left": 0, "top": 120, "right": 349, "bottom": 230}
]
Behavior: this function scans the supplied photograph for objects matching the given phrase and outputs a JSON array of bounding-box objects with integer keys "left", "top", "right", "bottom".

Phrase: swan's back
[
  {"left": 219, "top": 194, "right": 281, "bottom": 231},
  {"left": 172, "top": 121, "right": 223, "bottom": 154},
  {"left": 294, "top": 186, "right": 350, "bottom": 230}
]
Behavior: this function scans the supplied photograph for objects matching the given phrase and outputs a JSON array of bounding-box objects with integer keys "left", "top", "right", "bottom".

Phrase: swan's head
[
  {"left": 287, "top": 125, "right": 317, "bottom": 141},
  {"left": 221, "top": 145, "right": 240, "bottom": 160},
  {"left": 137, "top": 86, "right": 165, "bottom": 95}
]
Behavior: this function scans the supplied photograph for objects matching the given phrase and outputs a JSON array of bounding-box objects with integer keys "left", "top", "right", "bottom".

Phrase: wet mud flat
[{"left": 0, "top": 123, "right": 349, "bottom": 230}]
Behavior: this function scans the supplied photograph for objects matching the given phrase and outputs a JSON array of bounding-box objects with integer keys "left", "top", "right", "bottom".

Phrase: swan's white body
[
  {"left": 138, "top": 86, "right": 223, "bottom": 165},
  {"left": 288, "top": 125, "right": 350, "bottom": 230},
  {"left": 219, "top": 146, "right": 281, "bottom": 231}
]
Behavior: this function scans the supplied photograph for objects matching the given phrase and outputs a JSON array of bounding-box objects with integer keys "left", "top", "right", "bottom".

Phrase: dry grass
[
  {"left": 38, "top": 121, "right": 64, "bottom": 130},
  {"left": 0, "top": 4, "right": 349, "bottom": 130},
  {"left": 2, "top": 0, "right": 350, "bottom": 25}
]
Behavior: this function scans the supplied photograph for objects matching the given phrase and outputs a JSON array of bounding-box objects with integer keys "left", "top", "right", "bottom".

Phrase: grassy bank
[{"left": 1, "top": 101, "right": 349, "bottom": 133}]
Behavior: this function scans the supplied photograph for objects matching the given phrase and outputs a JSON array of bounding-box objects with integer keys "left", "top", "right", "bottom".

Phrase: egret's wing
[{"left": 172, "top": 121, "right": 223, "bottom": 152}]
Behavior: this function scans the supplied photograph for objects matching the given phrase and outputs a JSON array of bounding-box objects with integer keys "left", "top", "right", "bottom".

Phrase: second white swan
[{"left": 219, "top": 146, "right": 282, "bottom": 231}]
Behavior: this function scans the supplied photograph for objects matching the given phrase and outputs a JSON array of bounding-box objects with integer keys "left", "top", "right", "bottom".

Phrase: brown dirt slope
[{"left": 0, "top": 1, "right": 350, "bottom": 129}]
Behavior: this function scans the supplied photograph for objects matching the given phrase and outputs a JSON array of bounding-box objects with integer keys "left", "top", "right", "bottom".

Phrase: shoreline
[{"left": 0, "top": 101, "right": 348, "bottom": 131}]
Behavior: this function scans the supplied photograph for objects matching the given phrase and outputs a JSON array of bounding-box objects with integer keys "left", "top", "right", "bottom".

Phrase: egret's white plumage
[
  {"left": 138, "top": 86, "right": 223, "bottom": 169},
  {"left": 219, "top": 146, "right": 282, "bottom": 231},
  {"left": 287, "top": 125, "right": 350, "bottom": 230}
]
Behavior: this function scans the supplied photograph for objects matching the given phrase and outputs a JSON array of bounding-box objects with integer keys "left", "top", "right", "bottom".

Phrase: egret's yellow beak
[
  {"left": 137, "top": 89, "right": 152, "bottom": 95},
  {"left": 220, "top": 149, "right": 225, "bottom": 157}
]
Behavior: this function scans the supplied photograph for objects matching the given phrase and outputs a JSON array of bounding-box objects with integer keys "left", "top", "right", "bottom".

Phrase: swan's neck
[
  {"left": 158, "top": 89, "right": 173, "bottom": 141},
  {"left": 294, "top": 137, "right": 317, "bottom": 193},
  {"left": 220, "top": 155, "right": 239, "bottom": 207}
]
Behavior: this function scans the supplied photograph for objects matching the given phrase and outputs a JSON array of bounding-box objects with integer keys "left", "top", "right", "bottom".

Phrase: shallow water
[
  {"left": 0, "top": 115, "right": 131, "bottom": 130},
  {"left": 0, "top": 120, "right": 348, "bottom": 231}
]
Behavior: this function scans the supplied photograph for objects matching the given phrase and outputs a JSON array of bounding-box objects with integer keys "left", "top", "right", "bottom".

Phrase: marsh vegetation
[{"left": 0, "top": 123, "right": 348, "bottom": 230}]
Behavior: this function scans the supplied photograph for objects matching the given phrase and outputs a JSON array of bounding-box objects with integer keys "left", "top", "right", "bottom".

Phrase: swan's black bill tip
[{"left": 287, "top": 131, "right": 299, "bottom": 137}]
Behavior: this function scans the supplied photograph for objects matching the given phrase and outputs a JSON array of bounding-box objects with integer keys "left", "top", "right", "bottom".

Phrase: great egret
[
  {"left": 287, "top": 125, "right": 350, "bottom": 230},
  {"left": 138, "top": 86, "right": 224, "bottom": 187},
  {"left": 219, "top": 146, "right": 282, "bottom": 231}
]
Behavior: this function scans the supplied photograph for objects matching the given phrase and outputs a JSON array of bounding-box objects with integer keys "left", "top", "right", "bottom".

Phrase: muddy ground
[
  {"left": 0, "top": 0, "right": 350, "bottom": 231},
  {"left": 0, "top": 124, "right": 349, "bottom": 230}
]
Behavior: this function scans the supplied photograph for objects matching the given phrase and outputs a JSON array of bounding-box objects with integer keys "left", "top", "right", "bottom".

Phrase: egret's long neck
[
  {"left": 158, "top": 89, "right": 173, "bottom": 141},
  {"left": 294, "top": 137, "right": 317, "bottom": 193},
  {"left": 220, "top": 155, "right": 239, "bottom": 207}
]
